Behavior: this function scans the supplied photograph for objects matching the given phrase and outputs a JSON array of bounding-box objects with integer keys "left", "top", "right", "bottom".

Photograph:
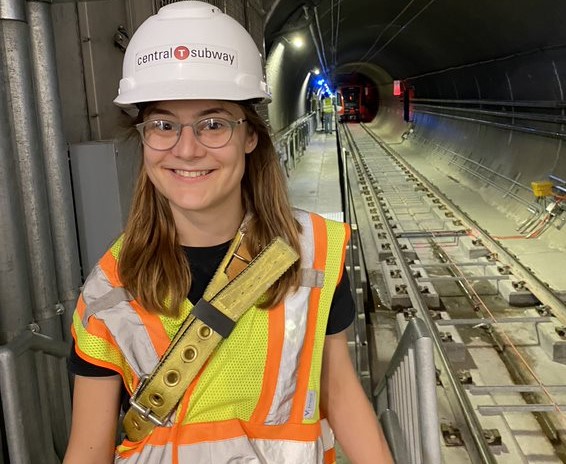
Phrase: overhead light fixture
[{"left": 290, "top": 36, "right": 304, "bottom": 49}]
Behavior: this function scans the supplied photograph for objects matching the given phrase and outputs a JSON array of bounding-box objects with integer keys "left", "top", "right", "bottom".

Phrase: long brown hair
[{"left": 118, "top": 102, "right": 302, "bottom": 317}]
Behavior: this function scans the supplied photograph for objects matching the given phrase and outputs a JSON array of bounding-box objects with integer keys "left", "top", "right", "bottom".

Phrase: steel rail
[
  {"left": 341, "top": 123, "right": 498, "bottom": 463},
  {"left": 361, "top": 123, "right": 566, "bottom": 326}
]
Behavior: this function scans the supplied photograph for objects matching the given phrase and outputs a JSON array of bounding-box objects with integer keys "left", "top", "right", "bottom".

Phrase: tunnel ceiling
[{"left": 263, "top": 0, "right": 566, "bottom": 81}]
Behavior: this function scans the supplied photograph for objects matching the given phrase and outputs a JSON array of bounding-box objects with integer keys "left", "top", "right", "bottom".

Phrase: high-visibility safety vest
[
  {"left": 72, "top": 210, "right": 350, "bottom": 464},
  {"left": 322, "top": 97, "right": 333, "bottom": 114}
]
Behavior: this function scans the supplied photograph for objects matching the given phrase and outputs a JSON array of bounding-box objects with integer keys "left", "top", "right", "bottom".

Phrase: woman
[{"left": 64, "top": 2, "right": 393, "bottom": 463}]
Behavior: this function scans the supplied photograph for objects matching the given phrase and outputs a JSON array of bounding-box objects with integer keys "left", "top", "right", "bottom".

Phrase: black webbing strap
[{"left": 191, "top": 298, "right": 236, "bottom": 338}]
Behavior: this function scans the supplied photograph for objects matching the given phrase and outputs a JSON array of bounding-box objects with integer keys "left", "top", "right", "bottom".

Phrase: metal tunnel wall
[{"left": 368, "top": 46, "right": 566, "bottom": 250}]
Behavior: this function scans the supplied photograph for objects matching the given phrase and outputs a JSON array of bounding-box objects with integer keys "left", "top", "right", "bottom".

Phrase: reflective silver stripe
[
  {"left": 294, "top": 209, "right": 315, "bottom": 269},
  {"left": 80, "top": 265, "right": 114, "bottom": 326},
  {"left": 265, "top": 210, "right": 314, "bottom": 425},
  {"left": 116, "top": 436, "right": 326, "bottom": 464},
  {"left": 95, "top": 301, "right": 160, "bottom": 379},
  {"left": 80, "top": 263, "right": 160, "bottom": 380},
  {"left": 300, "top": 268, "right": 324, "bottom": 288},
  {"left": 320, "top": 418, "right": 335, "bottom": 452},
  {"left": 83, "top": 287, "right": 132, "bottom": 325}
]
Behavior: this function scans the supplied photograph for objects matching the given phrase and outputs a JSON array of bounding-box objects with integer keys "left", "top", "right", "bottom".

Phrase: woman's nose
[{"left": 171, "top": 126, "right": 206, "bottom": 159}]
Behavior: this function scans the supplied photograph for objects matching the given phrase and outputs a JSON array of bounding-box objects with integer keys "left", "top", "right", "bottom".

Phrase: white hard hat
[{"left": 114, "top": 1, "right": 271, "bottom": 107}]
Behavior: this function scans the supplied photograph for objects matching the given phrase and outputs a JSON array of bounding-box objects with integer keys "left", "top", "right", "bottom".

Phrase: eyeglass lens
[{"left": 140, "top": 118, "right": 240, "bottom": 150}]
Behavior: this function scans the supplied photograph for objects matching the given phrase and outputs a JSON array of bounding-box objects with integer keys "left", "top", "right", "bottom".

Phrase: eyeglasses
[{"left": 136, "top": 117, "right": 247, "bottom": 150}]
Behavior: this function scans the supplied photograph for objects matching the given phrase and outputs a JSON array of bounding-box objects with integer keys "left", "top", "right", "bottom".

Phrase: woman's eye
[
  {"left": 153, "top": 120, "right": 175, "bottom": 131},
  {"left": 202, "top": 118, "right": 227, "bottom": 131}
]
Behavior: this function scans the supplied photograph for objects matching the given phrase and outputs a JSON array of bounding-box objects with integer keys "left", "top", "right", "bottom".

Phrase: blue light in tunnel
[{"left": 309, "top": 74, "right": 334, "bottom": 97}]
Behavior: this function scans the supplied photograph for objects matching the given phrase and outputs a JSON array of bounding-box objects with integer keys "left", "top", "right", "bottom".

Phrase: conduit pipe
[
  {"left": 1, "top": 2, "right": 72, "bottom": 458},
  {"left": 0, "top": 0, "right": 22, "bottom": 19},
  {"left": 27, "top": 0, "right": 81, "bottom": 342},
  {"left": 0, "top": 30, "right": 34, "bottom": 345},
  {"left": 0, "top": 0, "right": 61, "bottom": 340},
  {"left": 303, "top": 5, "right": 328, "bottom": 78},
  {"left": 313, "top": 5, "right": 329, "bottom": 73},
  {"left": 549, "top": 174, "right": 566, "bottom": 185}
]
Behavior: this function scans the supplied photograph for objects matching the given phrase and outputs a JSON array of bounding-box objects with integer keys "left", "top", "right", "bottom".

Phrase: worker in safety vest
[
  {"left": 63, "top": 2, "right": 393, "bottom": 464},
  {"left": 322, "top": 95, "right": 334, "bottom": 134}
]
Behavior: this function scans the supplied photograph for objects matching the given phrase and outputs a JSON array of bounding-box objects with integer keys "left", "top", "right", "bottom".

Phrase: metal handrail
[
  {"left": 272, "top": 113, "right": 317, "bottom": 174},
  {"left": 375, "top": 317, "right": 441, "bottom": 464},
  {"left": 272, "top": 111, "right": 316, "bottom": 142}
]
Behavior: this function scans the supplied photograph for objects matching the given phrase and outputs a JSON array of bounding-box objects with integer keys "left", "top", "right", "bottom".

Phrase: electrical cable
[
  {"left": 356, "top": 0, "right": 418, "bottom": 64},
  {"left": 364, "top": 0, "right": 438, "bottom": 64}
]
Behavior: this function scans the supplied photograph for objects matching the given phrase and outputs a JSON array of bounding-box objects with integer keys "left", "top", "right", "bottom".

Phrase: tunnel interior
[{"left": 263, "top": 0, "right": 566, "bottom": 257}]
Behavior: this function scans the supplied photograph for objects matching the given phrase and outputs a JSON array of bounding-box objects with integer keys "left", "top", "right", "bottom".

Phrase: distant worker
[
  {"left": 311, "top": 93, "right": 321, "bottom": 131},
  {"left": 322, "top": 94, "right": 334, "bottom": 134},
  {"left": 63, "top": 2, "right": 393, "bottom": 464}
]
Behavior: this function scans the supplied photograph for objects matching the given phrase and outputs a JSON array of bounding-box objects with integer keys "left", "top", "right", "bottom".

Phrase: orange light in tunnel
[{"left": 393, "top": 80, "right": 402, "bottom": 96}]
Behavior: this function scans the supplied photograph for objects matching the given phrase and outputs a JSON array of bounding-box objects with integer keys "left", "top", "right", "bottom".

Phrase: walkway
[{"left": 286, "top": 129, "right": 351, "bottom": 464}]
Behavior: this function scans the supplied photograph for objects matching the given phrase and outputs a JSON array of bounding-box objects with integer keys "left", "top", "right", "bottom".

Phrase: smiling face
[{"left": 141, "top": 99, "right": 258, "bottom": 232}]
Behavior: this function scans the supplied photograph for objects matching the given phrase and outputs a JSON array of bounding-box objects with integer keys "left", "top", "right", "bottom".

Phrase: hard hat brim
[{"left": 114, "top": 79, "right": 271, "bottom": 107}]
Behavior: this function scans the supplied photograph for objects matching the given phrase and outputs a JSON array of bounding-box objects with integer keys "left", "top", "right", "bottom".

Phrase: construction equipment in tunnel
[
  {"left": 531, "top": 180, "right": 554, "bottom": 198},
  {"left": 515, "top": 178, "right": 565, "bottom": 238},
  {"left": 517, "top": 179, "right": 563, "bottom": 238}
]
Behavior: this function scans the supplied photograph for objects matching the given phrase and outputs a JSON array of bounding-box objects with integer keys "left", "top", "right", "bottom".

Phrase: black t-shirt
[{"left": 69, "top": 241, "right": 355, "bottom": 380}]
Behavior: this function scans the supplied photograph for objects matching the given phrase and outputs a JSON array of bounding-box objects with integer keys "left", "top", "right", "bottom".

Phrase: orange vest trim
[
  {"left": 99, "top": 248, "right": 122, "bottom": 287},
  {"left": 290, "top": 213, "right": 328, "bottom": 422},
  {"left": 336, "top": 226, "right": 351, "bottom": 283},
  {"left": 324, "top": 448, "right": 337, "bottom": 464},
  {"left": 249, "top": 300, "right": 286, "bottom": 423},
  {"left": 128, "top": 299, "right": 172, "bottom": 358},
  {"left": 74, "top": 294, "right": 88, "bottom": 319},
  {"left": 119, "top": 419, "right": 324, "bottom": 453}
]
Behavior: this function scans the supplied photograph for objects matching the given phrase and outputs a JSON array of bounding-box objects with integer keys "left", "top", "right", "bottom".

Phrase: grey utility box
[{"left": 70, "top": 139, "right": 139, "bottom": 276}]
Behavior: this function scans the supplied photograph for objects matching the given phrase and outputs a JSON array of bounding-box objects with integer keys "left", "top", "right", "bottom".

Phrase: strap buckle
[{"left": 129, "top": 375, "right": 169, "bottom": 427}]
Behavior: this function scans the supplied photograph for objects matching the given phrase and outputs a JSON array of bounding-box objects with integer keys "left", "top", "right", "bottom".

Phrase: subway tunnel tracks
[{"left": 341, "top": 122, "right": 566, "bottom": 463}]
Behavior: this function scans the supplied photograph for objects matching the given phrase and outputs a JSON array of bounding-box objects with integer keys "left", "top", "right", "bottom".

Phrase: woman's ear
[{"left": 245, "top": 131, "right": 258, "bottom": 154}]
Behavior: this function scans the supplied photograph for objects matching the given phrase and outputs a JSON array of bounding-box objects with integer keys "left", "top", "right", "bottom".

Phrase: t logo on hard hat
[{"left": 174, "top": 46, "right": 190, "bottom": 60}]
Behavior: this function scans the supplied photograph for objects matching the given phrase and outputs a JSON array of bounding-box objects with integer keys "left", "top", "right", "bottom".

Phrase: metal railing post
[{"left": 375, "top": 317, "right": 441, "bottom": 464}]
